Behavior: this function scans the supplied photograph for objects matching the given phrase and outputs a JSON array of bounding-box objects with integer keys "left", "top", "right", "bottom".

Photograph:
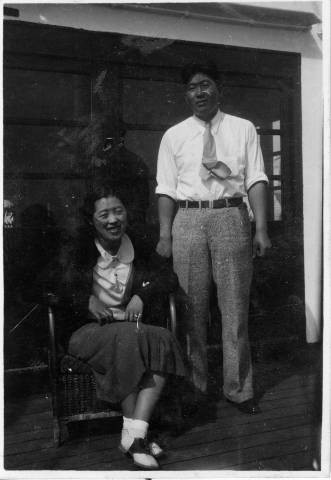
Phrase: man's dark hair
[{"left": 181, "top": 61, "right": 219, "bottom": 85}]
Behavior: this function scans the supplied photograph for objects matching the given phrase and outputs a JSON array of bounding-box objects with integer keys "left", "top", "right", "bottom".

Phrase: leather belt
[{"left": 178, "top": 198, "right": 243, "bottom": 209}]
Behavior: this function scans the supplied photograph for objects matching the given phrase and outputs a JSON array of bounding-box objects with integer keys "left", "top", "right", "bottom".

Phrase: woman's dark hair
[
  {"left": 80, "top": 177, "right": 129, "bottom": 226},
  {"left": 181, "top": 61, "right": 219, "bottom": 85}
]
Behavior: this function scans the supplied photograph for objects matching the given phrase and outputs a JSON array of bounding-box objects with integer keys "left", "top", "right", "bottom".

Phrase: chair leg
[
  {"left": 59, "top": 421, "right": 70, "bottom": 445},
  {"left": 53, "top": 418, "right": 61, "bottom": 447},
  {"left": 53, "top": 418, "right": 69, "bottom": 446}
]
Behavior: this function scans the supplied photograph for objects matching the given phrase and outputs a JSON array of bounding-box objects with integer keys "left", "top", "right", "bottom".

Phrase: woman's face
[{"left": 92, "top": 195, "right": 127, "bottom": 246}]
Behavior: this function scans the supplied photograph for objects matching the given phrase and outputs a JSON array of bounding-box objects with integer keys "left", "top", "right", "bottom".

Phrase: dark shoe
[
  {"left": 226, "top": 398, "right": 261, "bottom": 415},
  {"left": 119, "top": 438, "right": 160, "bottom": 469},
  {"left": 120, "top": 438, "right": 164, "bottom": 459}
]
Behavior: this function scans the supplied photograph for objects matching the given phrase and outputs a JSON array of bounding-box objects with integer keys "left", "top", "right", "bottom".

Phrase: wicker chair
[{"left": 46, "top": 293, "right": 177, "bottom": 446}]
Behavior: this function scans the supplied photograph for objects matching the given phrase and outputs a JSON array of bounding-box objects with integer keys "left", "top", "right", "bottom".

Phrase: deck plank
[
  {"left": 236, "top": 449, "right": 317, "bottom": 470},
  {"left": 4, "top": 361, "right": 321, "bottom": 471},
  {"left": 4, "top": 395, "right": 315, "bottom": 456},
  {"left": 78, "top": 419, "right": 317, "bottom": 470},
  {"left": 157, "top": 436, "right": 315, "bottom": 470},
  {"left": 5, "top": 402, "right": 318, "bottom": 470}
]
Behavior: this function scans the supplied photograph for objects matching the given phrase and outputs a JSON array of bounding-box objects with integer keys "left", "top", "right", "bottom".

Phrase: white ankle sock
[
  {"left": 130, "top": 420, "right": 157, "bottom": 470},
  {"left": 123, "top": 416, "right": 133, "bottom": 430},
  {"left": 131, "top": 419, "right": 149, "bottom": 439},
  {"left": 121, "top": 416, "right": 133, "bottom": 450},
  {"left": 121, "top": 418, "right": 150, "bottom": 451},
  {"left": 120, "top": 418, "right": 159, "bottom": 468}
]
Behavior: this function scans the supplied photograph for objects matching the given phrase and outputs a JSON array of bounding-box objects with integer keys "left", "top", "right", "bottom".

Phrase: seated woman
[{"left": 52, "top": 180, "right": 186, "bottom": 470}]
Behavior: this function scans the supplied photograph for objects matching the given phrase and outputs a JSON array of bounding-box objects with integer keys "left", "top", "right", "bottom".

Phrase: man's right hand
[{"left": 156, "top": 237, "right": 173, "bottom": 258}]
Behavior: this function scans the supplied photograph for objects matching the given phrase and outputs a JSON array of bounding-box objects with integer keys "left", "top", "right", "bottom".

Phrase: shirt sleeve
[
  {"left": 155, "top": 130, "right": 178, "bottom": 200},
  {"left": 244, "top": 121, "right": 269, "bottom": 192}
]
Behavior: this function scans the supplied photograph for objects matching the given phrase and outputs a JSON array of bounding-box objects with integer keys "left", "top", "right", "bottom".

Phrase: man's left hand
[{"left": 253, "top": 230, "right": 272, "bottom": 258}]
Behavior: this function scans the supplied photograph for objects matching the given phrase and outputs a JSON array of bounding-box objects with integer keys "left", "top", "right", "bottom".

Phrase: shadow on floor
[{"left": 153, "top": 341, "right": 322, "bottom": 448}]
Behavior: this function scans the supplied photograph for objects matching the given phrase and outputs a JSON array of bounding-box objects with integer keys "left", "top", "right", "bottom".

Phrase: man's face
[{"left": 185, "top": 73, "right": 220, "bottom": 121}]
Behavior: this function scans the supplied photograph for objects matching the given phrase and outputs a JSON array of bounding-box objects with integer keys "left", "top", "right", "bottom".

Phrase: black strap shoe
[{"left": 119, "top": 438, "right": 160, "bottom": 470}]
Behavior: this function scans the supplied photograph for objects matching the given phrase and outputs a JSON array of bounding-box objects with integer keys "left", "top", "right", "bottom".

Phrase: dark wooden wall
[{"left": 3, "top": 20, "right": 305, "bottom": 368}]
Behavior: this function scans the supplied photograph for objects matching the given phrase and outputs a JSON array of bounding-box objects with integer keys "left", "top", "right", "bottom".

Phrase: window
[
  {"left": 222, "top": 83, "right": 283, "bottom": 221},
  {"left": 3, "top": 65, "right": 91, "bottom": 228}
]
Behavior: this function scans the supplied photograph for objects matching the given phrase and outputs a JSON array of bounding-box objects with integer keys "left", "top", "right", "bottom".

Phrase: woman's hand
[
  {"left": 125, "top": 295, "right": 144, "bottom": 322},
  {"left": 88, "top": 295, "right": 113, "bottom": 324}
]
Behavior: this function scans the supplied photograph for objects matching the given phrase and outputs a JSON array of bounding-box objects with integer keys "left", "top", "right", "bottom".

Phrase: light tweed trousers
[{"left": 172, "top": 203, "right": 254, "bottom": 403}]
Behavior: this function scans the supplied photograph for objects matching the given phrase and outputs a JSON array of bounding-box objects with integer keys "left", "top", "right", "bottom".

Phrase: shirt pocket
[{"left": 221, "top": 155, "right": 243, "bottom": 178}]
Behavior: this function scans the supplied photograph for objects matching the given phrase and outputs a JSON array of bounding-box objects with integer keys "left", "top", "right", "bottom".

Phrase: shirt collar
[
  {"left": 95, "top": 233, "right": 134, "bottom": 265},
  {"left": 189, "top": 109, "right": 223, "bottom": 138}
]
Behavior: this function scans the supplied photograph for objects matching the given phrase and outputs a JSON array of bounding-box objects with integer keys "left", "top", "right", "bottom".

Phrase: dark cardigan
[{"left": 48, "top": 227, "right": 178, "bottom": 348}]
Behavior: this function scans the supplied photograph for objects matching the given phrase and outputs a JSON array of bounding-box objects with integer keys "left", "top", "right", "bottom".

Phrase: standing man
[{"left": 155, "top": 62, "right": 271, "bottom": 414}]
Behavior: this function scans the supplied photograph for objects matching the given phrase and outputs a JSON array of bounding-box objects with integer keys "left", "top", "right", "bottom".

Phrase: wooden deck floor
[{"left": 4, "top": 345, "right": 322, "bottom": 472}]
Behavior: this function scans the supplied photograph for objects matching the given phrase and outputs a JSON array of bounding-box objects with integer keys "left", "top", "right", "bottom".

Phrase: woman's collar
[{"left": 95, "top": 234, "right": 134, "bottom": 264}]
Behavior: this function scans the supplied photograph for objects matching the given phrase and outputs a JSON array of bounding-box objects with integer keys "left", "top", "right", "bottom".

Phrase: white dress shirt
[
  {"left": 156, "top": 110, "right": 268, "bottom": 201},
  {"left": 93, "top": 234, "right": 134, "bottom": 311}
]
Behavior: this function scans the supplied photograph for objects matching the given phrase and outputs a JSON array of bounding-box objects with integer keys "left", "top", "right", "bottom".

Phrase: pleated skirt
[{"left": 68, "top": 321, "right": 186, "bottom": 403}]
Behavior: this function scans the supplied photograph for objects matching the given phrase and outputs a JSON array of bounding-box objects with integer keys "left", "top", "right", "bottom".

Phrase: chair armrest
[{"left": 169, "top": 293, "right": 177, "bottom": 335}]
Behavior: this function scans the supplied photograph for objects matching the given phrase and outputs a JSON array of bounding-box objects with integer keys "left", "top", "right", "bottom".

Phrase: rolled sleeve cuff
[
  {"left": 155, "top": 184, "right": 177, "bottom": 200},
  {"left": 245, "top": 173, "right": 269, "bottom": 192}
]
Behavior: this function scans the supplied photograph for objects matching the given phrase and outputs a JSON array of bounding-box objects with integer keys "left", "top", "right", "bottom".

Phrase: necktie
[
  {"left": 202, "top": 122, "right": 218, "bottom": 169},
  {"left": 201, "top": 122, "right": 231, "bottom": 180}
]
